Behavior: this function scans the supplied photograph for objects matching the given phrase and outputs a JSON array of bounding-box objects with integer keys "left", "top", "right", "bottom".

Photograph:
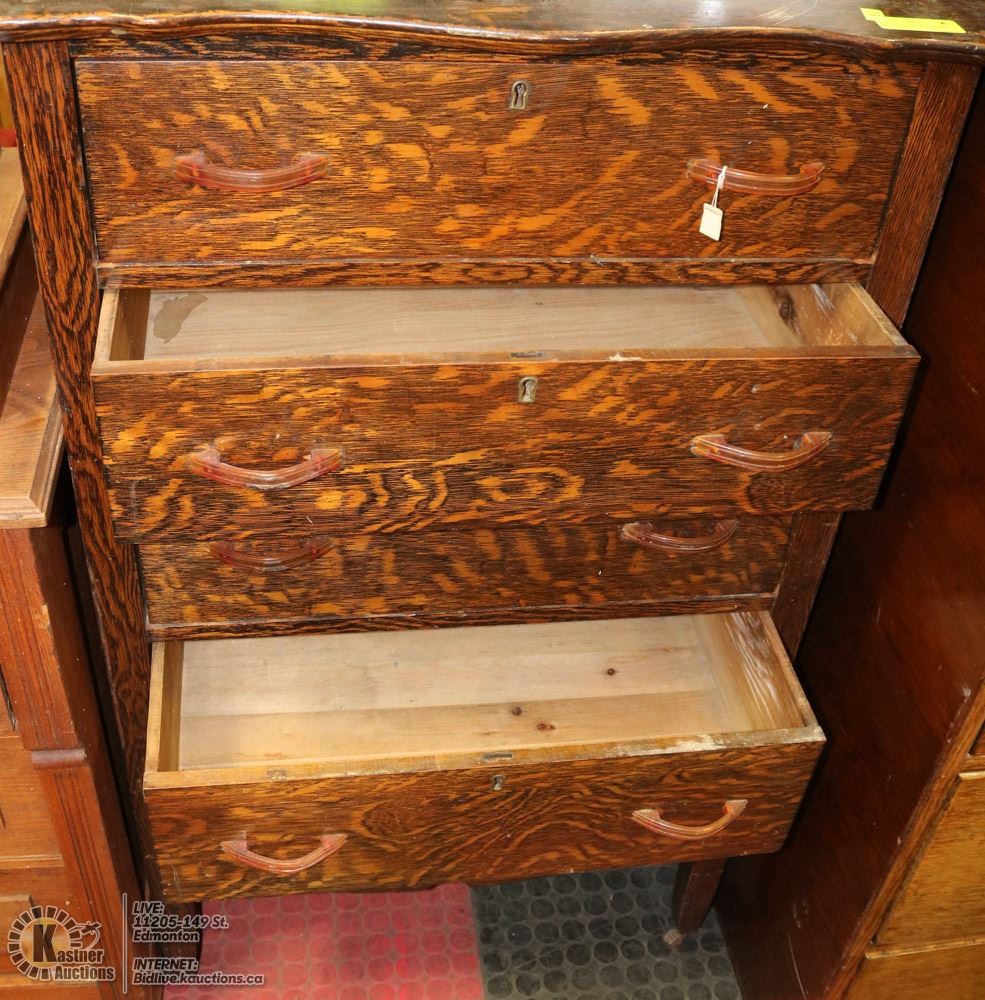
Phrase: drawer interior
[
  {"left": 97, "top": 283, "right": 906, "bottom": 369},
  {"left": 145, "top": 612, "right": 819, "bottom": 787}
]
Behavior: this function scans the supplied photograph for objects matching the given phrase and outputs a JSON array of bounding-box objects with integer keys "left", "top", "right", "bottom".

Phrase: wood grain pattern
[
  {"left": 876, "top": 772, "right": 985, "bottom": 949},
  {"left": 142, "top": 612, "right": 821, "bottom": 901},
  {"left": 76, "top": 58, "right": 917, "bottom": 270},
  {"left": 672, "top": 859, "right": 727, "bottom": 937},
  {"left": 974, "top": 724, "right": 985, "bottom": 758},
  {"left": 140, "top": 516, "right": 789, "bottom": 639},
  {"left": 147, "top": 741, "right": 820, "bottom": 902},
  {"left": 770, "top": 511, "right": 841, "bottom": 656},
  {"left": 0, "top": 734, "right": 62, "bottom": 865},
  {"left": 30, "top": 746, "right": 141, "bottom": 999},
  {"left": 97, "top": 256, "right": 871, "bottom": 290},
  {"left": 846, "top": 942, "right": 985, "bottom": 1000},
  {"left": 94, "top": 354, "right": 916, "bottom": 541},
  {"left": 160, "top": 614, "right": 812, "bottom": 772},
  {"left": 719, "top": 76, "right": 985, "bottom": 1000},
  {"left": 2, "top": 40, "right": 156, "bottom": 888},
  {"left": 867, "top": 61, "right": 980, "bottom": 326},
  {"left": 1, "top": 1, "right": 985, "bottom": 58}
]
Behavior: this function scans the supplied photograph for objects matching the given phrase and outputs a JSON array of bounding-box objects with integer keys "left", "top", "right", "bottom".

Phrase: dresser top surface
[{"left": 0, "top": 0, "right": 983, "bottom": 55}]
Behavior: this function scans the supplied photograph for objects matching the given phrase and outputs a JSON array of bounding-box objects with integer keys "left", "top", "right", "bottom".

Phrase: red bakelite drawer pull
[
  {"left": 208, "top": 537, "right": 331, "bottom": 573},
  {"left": 632, "top": 800, "right": 748, "bottom": 841},
  {"left": 220, "top": 834, "right": 347, "bottom": 875},
  {"left": 175, "top": 149, "right": 329, "bottom": 193},
  {"left": 690, "top": 431, "right": 831, "bottom": 472},
  {"left": 621, "top": 520, "right": 739, "bottom": 553},
  {"left": 186, "top": 445, "right": 343, "bottom": 491},
  {"left": 686, "top": 158, "right": 824, "bottom": 196}
]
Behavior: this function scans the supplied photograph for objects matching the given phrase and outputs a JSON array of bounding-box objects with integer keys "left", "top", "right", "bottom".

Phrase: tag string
[{"left": 711, "top": 165, "right": 728, "bottom": 210}]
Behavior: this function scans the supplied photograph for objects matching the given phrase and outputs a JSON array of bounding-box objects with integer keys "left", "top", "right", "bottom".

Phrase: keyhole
[
  {"left": 491, "top": 774, "right": 506, "bottom": 792},
  {"left": 509, "top": 80, "right": 530, "bottom": 110},
  {"left": 518, "top": 376, "right": 538, "bottom": 404}
]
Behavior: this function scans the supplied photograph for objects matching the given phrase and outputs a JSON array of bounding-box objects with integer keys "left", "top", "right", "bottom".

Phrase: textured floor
[
  {"left": 473, "top": 867, "right": 739, "bottom": 1000},
  {"left": 166, "top": 865, "right": 741, "bottom": 1000}
]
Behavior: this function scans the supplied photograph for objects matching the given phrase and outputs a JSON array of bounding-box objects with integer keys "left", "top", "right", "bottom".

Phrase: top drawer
[{"left": 75, "top": 58, "right": 918, "bottom": 270}]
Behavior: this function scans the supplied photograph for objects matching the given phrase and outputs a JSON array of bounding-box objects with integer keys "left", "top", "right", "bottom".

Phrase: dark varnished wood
[
  {"left": 147, "top": 740, "right": 820, "bottom": 902},
  {"left": 866, "top": 61, "right": 980, "bottom": 326},
  {"left": 2, "top": 40, "right": 156, "bottom": 885},
  {"left": 146, "top": 597, "right": 774, "bottom": 641},
  {"left": 671, "top": 859, "right": 727, "bottom": 939},
  {"left": 720, "top": 78, "right": 985, "bottom": 1000},
  {"left": 139, "top": 517, "right": 789, "bottom": 639},
  {"left": 76, "top": 57, "right": 917, "bottom": 270},
  {"left": 97, "top": 257, "right": 871, "bottom": 291},
  {"left": 1, "top": 1, "right": 984, "bottom": 60},
  {"left": 770, "top": 511, "right": 841, "bottom": 656},
  {"left": 94, "top": 354, "right": 916, "bottom": 542}
]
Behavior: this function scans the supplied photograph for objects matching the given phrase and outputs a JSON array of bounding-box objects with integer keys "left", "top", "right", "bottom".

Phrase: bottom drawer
[
  {"left": 140, "top": 517, "right": 789, "bottom": 639},
  {"left": 144, "top": 612, "right": 823, "bottom": 902},
  {"left": 847, "top": 942, "right": 985, "bottom": 1000}
]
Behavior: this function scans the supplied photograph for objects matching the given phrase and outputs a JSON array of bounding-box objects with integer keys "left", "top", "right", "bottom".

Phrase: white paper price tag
[
  {"left": 700, "top": 165, "right": 728, "bottom": 241},
  {"left": 700, "top": 203, "right": 723, "bottom": 241}
]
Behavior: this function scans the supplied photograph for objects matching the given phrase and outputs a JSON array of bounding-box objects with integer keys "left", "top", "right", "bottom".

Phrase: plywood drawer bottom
[{"left": 143, "top": 612, "right": 823, "bottom": 901}]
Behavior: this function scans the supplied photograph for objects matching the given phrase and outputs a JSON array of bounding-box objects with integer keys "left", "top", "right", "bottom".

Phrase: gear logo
[{"left": 6, "top": 906, "right": 113, "bottom": 983}]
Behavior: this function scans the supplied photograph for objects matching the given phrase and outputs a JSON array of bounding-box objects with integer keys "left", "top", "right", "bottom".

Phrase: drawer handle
[
  {"left": 175, "top": 149, "right": 329, "bottom": 193},
  {"left": 208, "top": 536, "right": 331, "bottom": 573},
  {"left": 220, "top": 834, "right": 347, "bottom": 875},
  {"left": 686, "top": 158, "right": 825, "bottom": 196},
  {"left": 621, "top": 519, "right": 739, "bottom": 553},
  {"left": 690, "top": 431, "right": 831, "bottom": 472},
  {"left": 186, "top": 445, "right": 344, "bottom": 491},
  {"left": 632, "top": 799, "right": 748, "bottom": 841}
]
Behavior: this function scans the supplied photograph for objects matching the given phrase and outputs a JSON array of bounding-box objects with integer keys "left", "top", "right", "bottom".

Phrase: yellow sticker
[{"left": 860, "top": 8, "right": 965, "bottom": 33}]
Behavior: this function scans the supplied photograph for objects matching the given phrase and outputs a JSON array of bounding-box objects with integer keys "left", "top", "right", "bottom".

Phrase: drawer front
[
  {"left": 146, "top": 741, "right": 820, "bottom": 902},
  {"left": 141, "top": 516, "right": 789, "bottom": 638},
  {"left": 0, "top": 736, "right": 62, "bottom": 865},
  {"left": 847, "top": 943, "right": 985, "bottom": 1000},
  {"left": 877, "top": 771, "right": 985, "bottom": 949},
  {"left": 76, "top": 58, "right": 918, "bottom": 268},
  {"left": 94, "top": 354, "right": 916, "bottom": 542}
]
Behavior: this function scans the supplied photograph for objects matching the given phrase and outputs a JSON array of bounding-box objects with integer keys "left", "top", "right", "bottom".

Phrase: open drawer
[
  {"left": 143, "top": 612, "right": 824, "bottom": 902},
  {"left": 93, "top": 283, "right": 916, "bottom": 543}
]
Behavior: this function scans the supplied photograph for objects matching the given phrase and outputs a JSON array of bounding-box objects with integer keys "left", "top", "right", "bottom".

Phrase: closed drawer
[
  {"left": 143, "top": 611, "right": 823, "bottom": 902},
  {"left": 876, "top": 771, "right": 985, "bottom": 949},
  {"left": 0, "top": 736, "right": 62, "bottom": 866},
  {"left": 140, "top": 515, "right": 790, "bottom": 639},
  {"left": 92, "top": 283, "right": 917, "bottom": 542},
  {"left": 847, "top": 942, "right": 985, "bottom": 1000},
  {"left": 75, "top": 58, "right": 918, "bottom": 271}
]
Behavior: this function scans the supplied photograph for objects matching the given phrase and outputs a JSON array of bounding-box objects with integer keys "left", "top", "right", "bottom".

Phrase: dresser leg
[{"left": 665, "top": 859, "right": 726, "bottom": 947}]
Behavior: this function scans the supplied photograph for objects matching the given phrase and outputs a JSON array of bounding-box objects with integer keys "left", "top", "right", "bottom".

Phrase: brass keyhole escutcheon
[
  {"left": 491, "top": 774, "right": 506, "bottom": 792},
  {"left": 509, "top": 80, "right": 530, "bottom": 110},
  {"left": 518, "top": 376, "right": 538, "bottom": 404}
]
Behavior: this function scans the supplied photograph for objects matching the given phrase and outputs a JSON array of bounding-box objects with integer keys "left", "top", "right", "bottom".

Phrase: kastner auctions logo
[{"left": 6, "top": 906, "right": 115, "bottom": 983}]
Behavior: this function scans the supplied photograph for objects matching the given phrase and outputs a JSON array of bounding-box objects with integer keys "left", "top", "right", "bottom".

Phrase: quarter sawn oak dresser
[{"left": 1, "top": 0, "right": 983, "bottom": 968}]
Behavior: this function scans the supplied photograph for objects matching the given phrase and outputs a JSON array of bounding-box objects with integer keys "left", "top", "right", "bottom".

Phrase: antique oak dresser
[{"left": 1, "top": 0, "right": 983, "bottom": 968}]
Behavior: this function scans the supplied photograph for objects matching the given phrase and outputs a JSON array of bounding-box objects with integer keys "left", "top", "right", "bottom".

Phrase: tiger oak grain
[{"left": 76, "top": 58, "right": 918, "bottom": 269}]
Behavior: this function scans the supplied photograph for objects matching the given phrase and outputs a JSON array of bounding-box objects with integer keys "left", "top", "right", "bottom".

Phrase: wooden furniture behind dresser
[
  {"left": 0, "top": 149, "right": 150, "bottom": 998},
  {"left": 0, "top": 0, "right": 983, "bottom": 946},
  {"left": 719, "top": 76, "right": 985, "bottom": 1000}
]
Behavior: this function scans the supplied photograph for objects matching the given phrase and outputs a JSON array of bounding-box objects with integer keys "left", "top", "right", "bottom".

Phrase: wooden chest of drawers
[{"left": 2, "top": 0, "right": 984, "bottom": 957}]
